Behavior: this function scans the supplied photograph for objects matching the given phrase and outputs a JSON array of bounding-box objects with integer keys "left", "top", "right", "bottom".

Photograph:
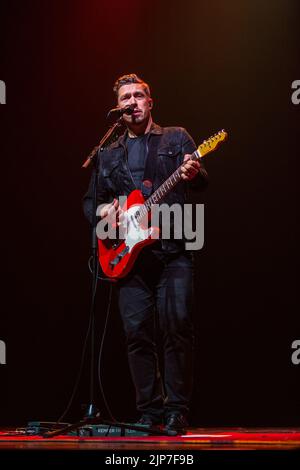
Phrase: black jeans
[{"left": 117, "top": 247, "right": 194, "bottom": 421}]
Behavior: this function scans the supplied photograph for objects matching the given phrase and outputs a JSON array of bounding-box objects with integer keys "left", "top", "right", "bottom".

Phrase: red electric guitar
[{"left": 98, "top": 130, "right": 228, "bottom": 279}]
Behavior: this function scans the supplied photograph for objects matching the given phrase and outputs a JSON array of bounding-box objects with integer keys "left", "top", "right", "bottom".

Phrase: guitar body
[{"left": 98, "top": 189, "right": 160, "bottom": 279}]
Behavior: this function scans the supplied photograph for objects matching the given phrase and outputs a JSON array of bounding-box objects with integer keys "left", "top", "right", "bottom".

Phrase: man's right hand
[{"left": 99, "top": 198, "right": 124, "bottom": 225}]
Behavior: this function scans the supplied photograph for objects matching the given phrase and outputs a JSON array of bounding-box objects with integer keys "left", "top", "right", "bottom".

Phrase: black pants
[{"left": 117, "top": 247, "right": 194, "bottom": 421}]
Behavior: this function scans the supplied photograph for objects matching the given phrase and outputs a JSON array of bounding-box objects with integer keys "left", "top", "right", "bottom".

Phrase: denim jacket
[{"left": 83, "top": 123, "right": 208, "bottom": 252}]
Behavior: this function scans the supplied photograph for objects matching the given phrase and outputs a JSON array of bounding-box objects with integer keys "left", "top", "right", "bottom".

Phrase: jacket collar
[{"left": 110, "top": 122, "right": 163, "bottom": 149}]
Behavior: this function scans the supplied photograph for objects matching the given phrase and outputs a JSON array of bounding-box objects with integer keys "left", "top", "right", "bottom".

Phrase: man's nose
[{"left": 128, "top": 96, "right": 137, "bottom": 106}]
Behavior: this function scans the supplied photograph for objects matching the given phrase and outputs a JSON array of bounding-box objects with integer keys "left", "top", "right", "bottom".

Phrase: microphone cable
[{"left": 97, "top": 279, "right": 117, "bottom": 423}]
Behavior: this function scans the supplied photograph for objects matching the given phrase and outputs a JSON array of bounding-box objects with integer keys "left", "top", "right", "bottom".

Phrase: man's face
[{"left": 117, "top": 83, "right": 153, "bottom": 127}]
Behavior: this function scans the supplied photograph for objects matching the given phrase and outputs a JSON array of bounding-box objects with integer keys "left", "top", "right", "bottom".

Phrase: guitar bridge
[{"left": 110, "top": 246, "right": 130, "bottom": 268}]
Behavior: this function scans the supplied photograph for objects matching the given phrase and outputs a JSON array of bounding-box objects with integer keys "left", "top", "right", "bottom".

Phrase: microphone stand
[
  {"left": 81, "top": 118, "right": 124, "bottom": 169},
  {"left": 81, "top": 107, "right": 136, "bottom": 394},
  {"left": 81, "top": 118, "right": 124, "bottom": 421},
  {"left": 43, "top": 116, "right": 175, "bottom": 438}
]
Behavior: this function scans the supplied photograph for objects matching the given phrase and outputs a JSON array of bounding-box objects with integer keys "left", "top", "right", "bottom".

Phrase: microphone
[{"left": 107, "top": 103, "right": 136, "bottom": 119}]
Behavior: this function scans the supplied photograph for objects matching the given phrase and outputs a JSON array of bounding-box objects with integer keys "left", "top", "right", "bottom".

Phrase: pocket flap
[{"left": 158, "top": 144, "right": 181, "bottom": 157}]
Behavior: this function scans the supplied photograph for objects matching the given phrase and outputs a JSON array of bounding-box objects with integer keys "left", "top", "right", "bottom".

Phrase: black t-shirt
[
  {"left": 126, "top": 134, "right": 148, "bottom": 189},
  {"left": 125, "top": 132, "right": 187, "bottom": 257}
]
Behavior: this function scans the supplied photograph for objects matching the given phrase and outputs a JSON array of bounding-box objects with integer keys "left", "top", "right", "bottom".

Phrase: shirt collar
[{"left": 110, "top": 122, "right": 163, "bottom": 149}]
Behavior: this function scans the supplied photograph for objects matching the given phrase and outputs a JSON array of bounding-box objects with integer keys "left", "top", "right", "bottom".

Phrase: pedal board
[
  {"left": 26, "top": 421, "right": 149, "bottom": 437},
  {"left": 78, "top": 424, "right": 149, "bottom": 437}
]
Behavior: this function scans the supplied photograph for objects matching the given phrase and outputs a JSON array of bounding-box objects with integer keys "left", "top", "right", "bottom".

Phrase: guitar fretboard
[{"left": 136, "top": 149, "right": 201, "bottom": 222}]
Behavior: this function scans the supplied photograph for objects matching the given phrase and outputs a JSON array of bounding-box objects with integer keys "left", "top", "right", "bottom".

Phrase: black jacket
[{"left": 83, "top": 122, "right": 208, "bottom": 252}]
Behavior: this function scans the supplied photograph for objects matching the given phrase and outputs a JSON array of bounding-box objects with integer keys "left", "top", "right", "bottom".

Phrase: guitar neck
[
  {"left": 144, "top": 149, "right": 201, "bottom": 212},
  {"left": 136, "top": 129, "right": 227, "bottom": 220}
]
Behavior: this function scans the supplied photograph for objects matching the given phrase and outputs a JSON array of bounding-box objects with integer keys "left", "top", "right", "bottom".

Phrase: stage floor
[{"left": 1, "top": 426, "right": 300, "bottom": 450}]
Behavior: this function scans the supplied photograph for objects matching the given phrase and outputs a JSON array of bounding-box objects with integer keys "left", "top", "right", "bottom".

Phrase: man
[{"left": 83, "top": 74, "right": 208, "bottom": 434}]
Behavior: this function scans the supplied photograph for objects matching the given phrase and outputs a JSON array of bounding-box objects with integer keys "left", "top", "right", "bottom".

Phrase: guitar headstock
[{"left": 197, "top": 130, "right": 228, "bottom": 158}]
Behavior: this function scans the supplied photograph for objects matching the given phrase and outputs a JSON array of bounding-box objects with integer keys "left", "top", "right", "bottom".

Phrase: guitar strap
[{"left": 141, "top": 133, "right": 162, "bottom": 199}]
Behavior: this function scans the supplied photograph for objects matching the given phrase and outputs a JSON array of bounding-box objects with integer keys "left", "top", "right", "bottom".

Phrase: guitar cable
[
  {"left": 88, "top": 256, "right": 117, "bottom": 282},
  {"left": 55, "top": 256, "right": 116, "bottom": 425}
]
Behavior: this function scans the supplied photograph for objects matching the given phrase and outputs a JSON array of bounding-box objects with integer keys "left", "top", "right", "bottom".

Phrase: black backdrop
[{"left": 0, "top": 0, "right": 299, "bottom": 427}]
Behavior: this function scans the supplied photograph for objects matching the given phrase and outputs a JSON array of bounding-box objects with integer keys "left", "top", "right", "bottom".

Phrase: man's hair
[{"left": 113, "top": 73, "right": 151, "bottom": 97}]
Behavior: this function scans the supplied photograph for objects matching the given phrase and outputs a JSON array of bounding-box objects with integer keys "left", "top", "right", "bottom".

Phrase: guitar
[{"left": 98, "top": 130, "right": 228, "bottom": 279}]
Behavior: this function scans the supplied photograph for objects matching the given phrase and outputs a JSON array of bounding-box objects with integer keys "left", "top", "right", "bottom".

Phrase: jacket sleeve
[
  {"left": 82, "top": 149, "right": 114, "bottom": 225},
  {"left": 180, "top": 128, "right": 209, "bottom": 191}
]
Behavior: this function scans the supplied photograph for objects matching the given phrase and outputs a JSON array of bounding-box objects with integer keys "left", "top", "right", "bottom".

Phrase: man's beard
[{"left": 131, "top": 114, "right": 143, "bottom": 124}]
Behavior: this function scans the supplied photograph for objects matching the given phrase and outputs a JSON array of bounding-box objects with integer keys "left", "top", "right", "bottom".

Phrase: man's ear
[{"left": 148, "top": 99, "right": 153, "bottom": 109}]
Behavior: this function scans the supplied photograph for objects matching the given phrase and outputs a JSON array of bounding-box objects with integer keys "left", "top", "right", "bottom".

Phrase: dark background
[{"left": 0, "top": 0, "right": 299, "bottom": 427}]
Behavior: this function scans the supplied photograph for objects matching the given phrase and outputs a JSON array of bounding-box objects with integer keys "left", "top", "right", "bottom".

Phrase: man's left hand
[{"left": 181, "top": 154, "right": 201, "bottom": 181}]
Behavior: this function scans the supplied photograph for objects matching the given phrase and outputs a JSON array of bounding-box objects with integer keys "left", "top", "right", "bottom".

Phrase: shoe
[
  {"left": 136, "top": 415, "right": 160, "bottom": 427},
  {"left": 164, "top": 413, "right": 188, "bottom": 435}
]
